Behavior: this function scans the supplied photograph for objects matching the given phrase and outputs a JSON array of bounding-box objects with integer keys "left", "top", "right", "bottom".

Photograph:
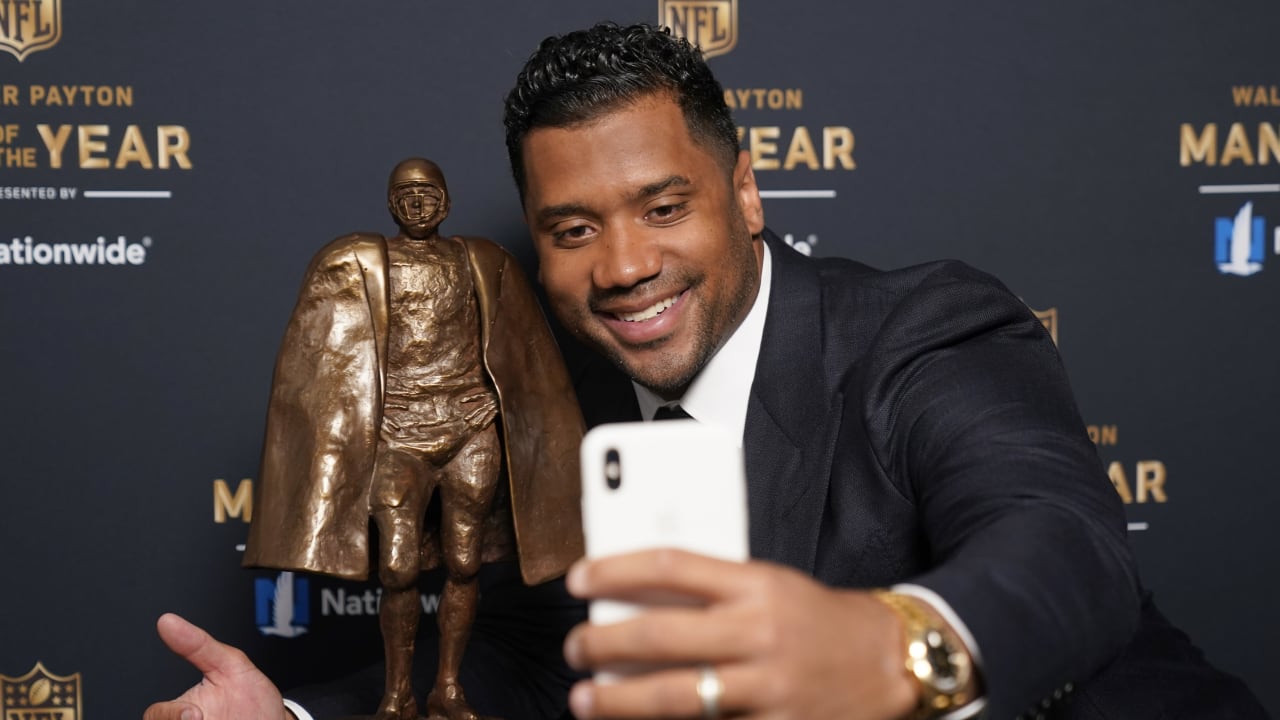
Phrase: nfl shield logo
[
  {"left": 0, "top": 0, "right": 62, "bottom": 62},
  {"left": 0, "top": 662, "right": 82, "bottom": 719},
  {"left": 660, "top": 0, "right": 738, "bottom": 59}
]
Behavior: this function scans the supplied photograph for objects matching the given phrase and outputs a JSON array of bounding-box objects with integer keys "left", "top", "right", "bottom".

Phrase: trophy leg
[
  {"left": 376, "top": 586, "right": 422, "bottom": 720},
  {"left": 427, "top": 428, "right": 501, "bottom": 720},
  {"left": 424, "top": 575, "right": 486, "bottom": 720},
  {"left": 372, "top": 448, "right": 431, "bottom": 720}
]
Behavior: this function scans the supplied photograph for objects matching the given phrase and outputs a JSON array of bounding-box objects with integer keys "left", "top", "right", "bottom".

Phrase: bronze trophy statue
[{"left": 244, "top": 158, "right": 585, "bottom": 720}]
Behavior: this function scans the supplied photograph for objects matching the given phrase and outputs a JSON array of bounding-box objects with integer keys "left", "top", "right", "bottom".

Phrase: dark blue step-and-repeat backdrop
[{"left": 2, "top": 1, "right": 1276, "bottom": 716}]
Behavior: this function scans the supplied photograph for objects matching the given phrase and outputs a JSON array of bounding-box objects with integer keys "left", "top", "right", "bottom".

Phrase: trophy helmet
[{"left": 387, "top": 157, "right": 450, "bottom": 236}]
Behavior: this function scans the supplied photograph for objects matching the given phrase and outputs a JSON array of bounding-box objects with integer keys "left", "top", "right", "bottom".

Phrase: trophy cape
[{"left": 243, "top": 233, "right": 585, "bottom": 585}]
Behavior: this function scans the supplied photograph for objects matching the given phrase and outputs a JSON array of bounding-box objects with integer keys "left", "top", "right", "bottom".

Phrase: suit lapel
[
  {"left": 743, "top": 231, "right": 842, "bottom": 572},
  {"left": 571, "top": 232, "right": 840, "bottom": 572}
]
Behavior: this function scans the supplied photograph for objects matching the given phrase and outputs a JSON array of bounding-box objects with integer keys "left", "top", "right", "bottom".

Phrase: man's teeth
[{"left": 618, "top": 295, "right": 678, "bottom": 322}]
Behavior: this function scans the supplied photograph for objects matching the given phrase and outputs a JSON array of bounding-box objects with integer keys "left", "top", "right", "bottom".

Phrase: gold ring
[{"left": 695, "top": 665, "right": 723, "bottom": 719}]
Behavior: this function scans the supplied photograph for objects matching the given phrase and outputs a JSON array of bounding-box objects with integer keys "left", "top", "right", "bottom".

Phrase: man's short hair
[{"left": 503, "top": 22, "right": 740, "bottom": 199}]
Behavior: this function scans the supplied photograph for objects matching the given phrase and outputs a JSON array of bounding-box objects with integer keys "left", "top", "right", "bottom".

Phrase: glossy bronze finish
[{"left": 244, "top": 158, "right": 585, "bottom": 720}]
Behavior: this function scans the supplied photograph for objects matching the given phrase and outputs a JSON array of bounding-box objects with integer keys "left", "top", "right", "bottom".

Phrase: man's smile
[
  {"left": 614, "top": 292, "right": 682, "bottom": 322},
  {"left": 594, "top": 290, "right": 689, "bottom": 345}
]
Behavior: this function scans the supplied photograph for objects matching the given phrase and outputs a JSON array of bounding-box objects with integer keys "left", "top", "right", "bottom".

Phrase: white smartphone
[{"left": 579, "top": 419, "right": 750, "bottom": 630}]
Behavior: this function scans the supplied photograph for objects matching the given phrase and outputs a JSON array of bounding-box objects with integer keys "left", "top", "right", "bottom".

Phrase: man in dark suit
[
  {"left": 146, "top": 21, "right": 1264, "bottom": 720},
  {"left": 504, "top": 21, "right": 1265, "bottom": 720}
]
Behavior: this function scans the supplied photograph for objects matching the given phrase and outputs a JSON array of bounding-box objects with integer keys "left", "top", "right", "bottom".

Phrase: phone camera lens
[{"left": 605, "top": 448, "right": 621, "bottom": 490}]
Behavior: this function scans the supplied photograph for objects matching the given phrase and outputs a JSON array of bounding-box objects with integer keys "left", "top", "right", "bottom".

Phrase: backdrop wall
[{"left": 2, "top": 1, "right": 1276, "bottom": 716}]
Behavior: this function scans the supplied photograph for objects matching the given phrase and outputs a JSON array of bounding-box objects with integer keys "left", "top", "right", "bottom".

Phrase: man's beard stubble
[{"left": 592, "top": 218, "right": 760, "bottom": 399}]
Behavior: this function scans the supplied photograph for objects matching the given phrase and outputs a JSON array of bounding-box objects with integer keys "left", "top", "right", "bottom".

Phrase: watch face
[
  {"left": 882, "top": 591, "right": 974, "bottom": 707},
  {"left": 923, "top": 629, "right": 969, "bottom": 692}
]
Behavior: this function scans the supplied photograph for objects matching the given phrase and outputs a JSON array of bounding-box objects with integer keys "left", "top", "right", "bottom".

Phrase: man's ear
[{"left": 733, "top": 150, "right": 765, "bottom": 235}]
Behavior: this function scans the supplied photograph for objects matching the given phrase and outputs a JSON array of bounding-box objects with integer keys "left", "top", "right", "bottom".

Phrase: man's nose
[{"left": 592, "top": 226, "right": 662, "bottom": 289}]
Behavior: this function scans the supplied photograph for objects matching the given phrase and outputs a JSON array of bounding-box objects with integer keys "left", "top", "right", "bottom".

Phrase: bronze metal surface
[{"left": 244, "top": 158, "right": 585, "bottom": 720}]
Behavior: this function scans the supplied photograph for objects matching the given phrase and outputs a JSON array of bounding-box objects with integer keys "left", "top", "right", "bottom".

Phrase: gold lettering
[
  {"left": 1107, "top": 461, "right": 1133, "bottom": 504},
  {"left": 1180, "top": 123, "right": 1217, "bottom": 166},
  {"left": 750, "top": 126, "right": 781, "bottom": 170},
  {"left": 1135, "top": 461, "right": 1168, "bottom": 503},
  {"left": 2, "top": 146, "right": 36, "bottom": 167},
  {"left": 213, "top": 478, "right": 254, "bottom": 523},
  {"left": 1257, "top": 123, "right": 1280, "bottom": 165},
  {"left": 723, "top": 88, "right": 803, "bottom": 110},
  {"left": 35, "top": 123, "right": 71, "bottom": 168},
  {"left": 115, "top": 124, "right": 154, "bottom": 169},
  {"left": 158, "top": 125, "right": 193, "bottom": 169},
  {"left": 26, "top": 84, "right": 135, "bottom": 107},
  {"left": 1232, "top": 86, "right": 1255, "bottom": 106},
  {"left": 78, "top": 124, "right": 110, "bottom": 168},
  {"left": 823, "top": 126, "right": 856, "bottom": 170},
  {"left": 1087, "top": 425, "right": 1118, "bottom": 446},
  {"left": 783, "top": 126, "right": 819, "bottom": 170},
  {"left": 1231, "top": 85, "right": 1280, "bottom": 107},
  {"left": 741, "top": 126, "right": 857, "bottom": 171},
  {"left": 2, "top": 85, "right": 16, "bottom": 105},
  {"left": 1220, "top": 122, "right": 1254, "bottom": 165}
]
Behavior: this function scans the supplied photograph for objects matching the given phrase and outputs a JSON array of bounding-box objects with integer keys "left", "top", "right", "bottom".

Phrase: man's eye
[
  {"left": 647, "top": 202, "right": 688, "bottom": 223},
  {"left": 552, "top": 224, "right": 595, "bottom": 245}
]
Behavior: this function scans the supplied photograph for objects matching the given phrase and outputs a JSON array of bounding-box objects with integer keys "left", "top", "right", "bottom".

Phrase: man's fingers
[
  {"left": 565, "top": 605, "right": 760, "bottom": 669},
  {"left": 570, "top": 663, "right": 760, "bottom": 720},
  {"left": 568, "top": 549, "right": 767, "bottom": 603},
  {"left": 155, "top": 613, "right": 255, "bottom": 678},
  {"left": 142, "top": 700, "right": 201, "bottom": 720}
]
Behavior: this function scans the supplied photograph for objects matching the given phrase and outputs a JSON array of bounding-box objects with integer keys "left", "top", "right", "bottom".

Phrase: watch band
[{"left": 872, "top": 590, "right": 978, "bottom": 720}]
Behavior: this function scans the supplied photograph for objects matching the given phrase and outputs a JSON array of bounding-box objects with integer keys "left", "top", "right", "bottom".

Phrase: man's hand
[
  {"left": 562, "top": 549, "right": 918, "bottom": 720},
  {"left": 143, "top": 613, "right": 290, "bottom": 720}
]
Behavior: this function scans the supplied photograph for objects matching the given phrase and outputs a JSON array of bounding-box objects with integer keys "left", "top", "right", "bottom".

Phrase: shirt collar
[{"left": 634, "top": 241, "right": 773, "bottom": 446}]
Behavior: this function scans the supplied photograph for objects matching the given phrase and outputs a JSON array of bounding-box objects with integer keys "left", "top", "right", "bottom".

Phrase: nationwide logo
[
  {"left": 661, "top": 0, "right": 737, "bottom": 59},
  {"left": 1214, "top": 201, "right": 1273, "bottom": 276},
  {"left": 0, "top": 0, "right": 61, "bottom": 62},
  {"left": 0, "top": 661, "right": 81, "bottom": 720},
  {"left": 0, "top": 235, "right": 151, "bottom": 266},
  {"left": 255, "top": 571, "right": 310, "bottom": 638}
]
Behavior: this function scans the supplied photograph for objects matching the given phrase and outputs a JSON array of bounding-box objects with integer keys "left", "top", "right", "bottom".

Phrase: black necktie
[{"left": 652, "top": 405, "right": 693, "bottom": 421}]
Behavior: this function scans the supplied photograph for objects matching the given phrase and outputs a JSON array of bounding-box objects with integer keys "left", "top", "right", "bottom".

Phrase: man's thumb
[{"left": 156, "top": 613, "right": 252, "bottom": 678}]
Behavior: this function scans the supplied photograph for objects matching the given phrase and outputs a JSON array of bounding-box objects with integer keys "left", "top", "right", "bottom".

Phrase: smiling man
[
  {"left": 501, "top": 21, "right": 1265, "bottom": 720},
  {"left": 521, "top": 96, "right": 762, "bottom": 400},
  {"left": 145, "top": 21, "right": 1264, "bottom": 720}
]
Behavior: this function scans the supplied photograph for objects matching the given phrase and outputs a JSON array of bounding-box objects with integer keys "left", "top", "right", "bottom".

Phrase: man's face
[{"left": 521, "top": 94, "right": 765, "bottom": 397}]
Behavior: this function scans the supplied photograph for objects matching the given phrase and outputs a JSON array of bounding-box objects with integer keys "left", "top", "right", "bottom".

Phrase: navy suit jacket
[
  {"left": 289, "top": 229, "right": 1263, "bottom": 718},
  {"left": 573, "top": 229, "right": 1265, "bottom": 719}
]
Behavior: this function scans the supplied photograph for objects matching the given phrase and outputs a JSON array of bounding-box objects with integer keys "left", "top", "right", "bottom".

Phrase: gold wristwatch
[{"left": 871, "top": 590, "right": 978, "bottom": 719}]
